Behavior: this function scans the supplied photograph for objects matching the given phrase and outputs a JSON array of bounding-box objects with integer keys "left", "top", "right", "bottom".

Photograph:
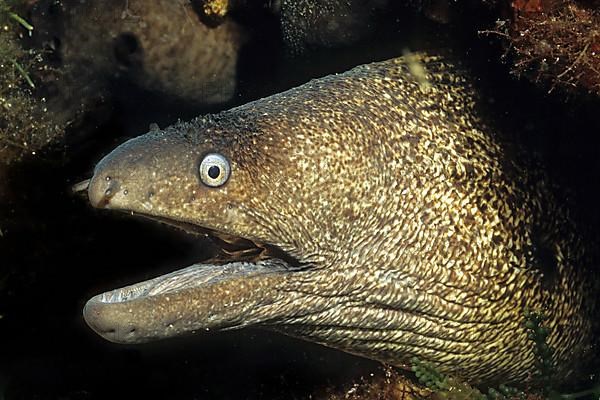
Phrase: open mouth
[
  {"left": 83, "top": 213, "right": 306, "bottom": 343},
  {"left": 90, "top": 215, "right": 305, "bottom": 304}
]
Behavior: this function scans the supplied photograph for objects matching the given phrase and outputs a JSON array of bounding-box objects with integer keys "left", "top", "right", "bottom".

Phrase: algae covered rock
[
  {"left": 0, "top": 1, "right": 65, "bottom": 165},
  {"left": 29, "top": 0, "right": 245, "bottom": 107},
  {"left": 1, "top": 0, "right": 247, "bottom": 166}
]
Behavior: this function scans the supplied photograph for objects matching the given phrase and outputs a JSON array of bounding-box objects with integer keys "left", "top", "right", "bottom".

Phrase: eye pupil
[{"left": 208, "top": 165, "right": 220, "bottom": 179}]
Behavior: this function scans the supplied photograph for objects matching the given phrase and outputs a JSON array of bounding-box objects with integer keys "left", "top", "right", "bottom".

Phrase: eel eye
[{"left": 199, "top": 153, "right": 231, "bottom": 187}]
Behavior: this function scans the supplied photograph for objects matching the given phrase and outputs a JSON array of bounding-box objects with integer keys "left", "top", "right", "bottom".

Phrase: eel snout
[
  {"left": 87, "top": 131, "right": 197, "bottom": 212},
  {"left": 88, "top": 173, "right": 120, "bottom": 209},
  {"left": 87, "top": 137, "right": 140, "bottom": 210},
  {"left": 83, "top": 300, "right": 138, "bottom": 343}
]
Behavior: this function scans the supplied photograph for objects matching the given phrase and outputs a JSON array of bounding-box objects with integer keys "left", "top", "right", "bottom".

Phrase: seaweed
[
  {"left": 321, "top": 366, "right": 433, "bottom": 400},
  {"left": 407, "top": 309, "right": 600, "bottom": 400},
  {"left": 511, "top": 0, "right": 599, "bottom": 95},
  {"left": 0, "top": 0, "right": 64, "bottom": 165},
  {"left": 523, "top": 309, "right": 600, "bottom": 400},
  {"left": 412, "top": 358, "right": 525, "bottom": 400},
  {"left": 482, "top": 0, "right": 600, "bottom": 96},
  {"left": 523, "top": 308, "right": 556, "bottom": 397}
]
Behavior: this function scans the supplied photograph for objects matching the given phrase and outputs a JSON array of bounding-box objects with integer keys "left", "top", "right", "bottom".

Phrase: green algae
[
  {"left": 523, "top": 308, "right": 557, "bottom": 397},
  {"left": 0, "top": 0, "right": 64, "bottom": 165},
  {"left": 408, "top": 309, "right": 600, "bottom": 400}
]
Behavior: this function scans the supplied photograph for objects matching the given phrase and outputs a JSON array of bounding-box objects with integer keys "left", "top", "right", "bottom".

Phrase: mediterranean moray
[{"left": 83, "top": 54, "right": 599, "bottom": 385}]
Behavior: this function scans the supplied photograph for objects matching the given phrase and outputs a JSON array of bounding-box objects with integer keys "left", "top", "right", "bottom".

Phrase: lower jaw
[{"left": 83, "top": 257, "right": 295, "bottom": 343}]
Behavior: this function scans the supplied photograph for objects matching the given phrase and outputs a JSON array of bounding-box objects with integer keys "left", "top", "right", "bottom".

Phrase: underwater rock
[
  {"left": 275, "top": 0, "right": 389, "bottom": 53},
  {"left": 30, "top": 0, "right": 245, "bottom": 106},
  {"left": 198, "top": 0, "right": 393, "bottom": 53},
  {"left": 1, "top": 0, "right": 246, "bottom": 167},
  {"left": 0, "top": 2, "right": 65, "bottom": 165}
]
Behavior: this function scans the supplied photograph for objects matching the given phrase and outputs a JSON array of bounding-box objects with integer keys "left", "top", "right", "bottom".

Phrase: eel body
[{"left": 84, "top": 54, "right": 599, "bottom": 385}]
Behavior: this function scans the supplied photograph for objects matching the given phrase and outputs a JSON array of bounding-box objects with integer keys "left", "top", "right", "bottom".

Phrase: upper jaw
[{"left": 140, "top": 214, "right": 308, "bottom": 269}]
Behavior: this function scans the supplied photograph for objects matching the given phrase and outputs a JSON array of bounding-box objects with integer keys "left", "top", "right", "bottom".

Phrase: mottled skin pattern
[{"left": 85, "top": 55, "right": 598, "bottom": 385}]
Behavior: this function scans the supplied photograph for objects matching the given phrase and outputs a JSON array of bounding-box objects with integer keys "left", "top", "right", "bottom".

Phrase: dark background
[{"left": 1, "top": 2, "right": 599, "bottom": 399}]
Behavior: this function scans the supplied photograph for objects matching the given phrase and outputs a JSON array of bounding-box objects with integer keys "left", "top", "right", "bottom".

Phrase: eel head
[{"left": 84, "top": 104, "right": 372, "bottom": 346}]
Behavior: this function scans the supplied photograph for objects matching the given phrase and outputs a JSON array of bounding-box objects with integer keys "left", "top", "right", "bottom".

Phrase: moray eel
[{"left": 84, "top": 54, "right": 599, "bottom": 385}]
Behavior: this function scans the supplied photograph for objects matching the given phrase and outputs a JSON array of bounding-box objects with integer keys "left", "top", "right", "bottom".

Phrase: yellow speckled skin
[{"left": 85, "top": 54, "right": 599, "bottom": 385}]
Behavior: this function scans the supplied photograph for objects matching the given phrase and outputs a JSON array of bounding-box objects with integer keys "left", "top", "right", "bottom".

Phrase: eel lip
[
  {"left": 83, "top": 264, "right": 207, "bottom": 342},
  {"left": 83, "top": 245, "right": 300, "bottom": 343}
]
